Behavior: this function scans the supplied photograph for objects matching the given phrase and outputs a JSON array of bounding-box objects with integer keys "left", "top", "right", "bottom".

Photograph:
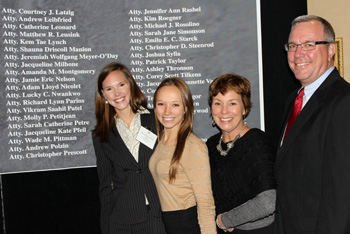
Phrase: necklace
[{"left": 216, "top": 122, "right": 246, "bottom": 156}]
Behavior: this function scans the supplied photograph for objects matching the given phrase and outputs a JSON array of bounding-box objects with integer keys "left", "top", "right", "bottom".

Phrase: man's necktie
[{"left": 284, "top": 88, "right": 304, "bottom": 139}]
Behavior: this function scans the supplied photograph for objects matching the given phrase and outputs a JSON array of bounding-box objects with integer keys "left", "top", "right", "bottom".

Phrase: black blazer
[
  {"left": 274, "top": 68, "right": 350, "bottom": 234},
  {"left": 92, "top": 110, "right": 161, "bottom": 233}
]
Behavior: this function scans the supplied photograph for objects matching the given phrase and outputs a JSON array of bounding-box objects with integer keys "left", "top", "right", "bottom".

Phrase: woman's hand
[{"left": 217, "top": 213, "right": 234, "bottom": 232}]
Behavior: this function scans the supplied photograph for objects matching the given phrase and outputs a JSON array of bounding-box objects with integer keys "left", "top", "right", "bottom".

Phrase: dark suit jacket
[
  {"left": 274, "top": 68, "right": 350, "bottom": 234},
  {"left": 92, "top": 110, "right": 161, "bottom": 233}
]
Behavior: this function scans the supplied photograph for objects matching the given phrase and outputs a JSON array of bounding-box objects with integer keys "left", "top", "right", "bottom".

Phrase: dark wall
[
  {"left": 261, "top": 0, "right": 307, "bottom": 146},
  {"left": 0, "top": 1, "right": 307, "bottom": 234},
  {"left": 1, "top": 168, "right": 100, "bottom": 234}
]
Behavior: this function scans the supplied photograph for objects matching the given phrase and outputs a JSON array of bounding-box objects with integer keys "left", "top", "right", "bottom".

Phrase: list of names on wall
[
  {"left": 1, "top": 0, "right": 261, "bottom": 173},
  {"left": 128, "top": 6, "right": 213, "bottom": 114},
  {"left": 1, "top": 7, "right": 115, "bottom": 165}
]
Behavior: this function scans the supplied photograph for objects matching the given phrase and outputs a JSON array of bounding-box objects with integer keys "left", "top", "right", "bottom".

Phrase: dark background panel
[
  {"left": 261, "top": 0, "right": 307, "bottom": 147},
  {"left": 1, "top": 168, "right": 100, "bottom": 234},
  {"left": 0, "top": 1, "right": 307, "bottom": 233}
]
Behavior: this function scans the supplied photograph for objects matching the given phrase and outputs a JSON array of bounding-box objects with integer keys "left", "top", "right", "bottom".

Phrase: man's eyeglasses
[{"left": 285, "top": 41, "right": 330, "bottom": 52}]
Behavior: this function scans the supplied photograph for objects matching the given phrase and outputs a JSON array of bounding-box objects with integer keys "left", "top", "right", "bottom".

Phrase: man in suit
[{"left": 274, "top": 15, "right": 350, "bottom": 234}]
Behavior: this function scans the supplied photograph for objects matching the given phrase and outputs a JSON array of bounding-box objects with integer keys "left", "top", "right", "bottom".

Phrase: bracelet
[{"left": 216, "top": 215, "right": 226, "bottom": 230}]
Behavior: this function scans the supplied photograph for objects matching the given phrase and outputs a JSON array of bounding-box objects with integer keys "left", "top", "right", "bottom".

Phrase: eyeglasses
[{"left": 285, "top": 41, "right": 330, "bottom": 52}]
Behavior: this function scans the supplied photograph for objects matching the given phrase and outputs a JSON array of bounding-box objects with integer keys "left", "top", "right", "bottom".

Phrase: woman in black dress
[
  {"left": 207, "top": 73, "right": 276, "bottom": 234},
  {"left": 92, "top": 62, "right": 166, "bottom": 234}
]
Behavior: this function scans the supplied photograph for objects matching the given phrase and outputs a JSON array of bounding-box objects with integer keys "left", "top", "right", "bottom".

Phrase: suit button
[{"left": 136, "top": 169, "right": 142, "bottom": 174}]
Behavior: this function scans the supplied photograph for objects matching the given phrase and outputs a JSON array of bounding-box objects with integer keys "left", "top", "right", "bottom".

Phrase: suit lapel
[
  {"left": 109, "top": 124, "right": 140, "bottom": 169},
  {"left": 138, "top": 113, "right": 148, "bottom": 167},
  {"left": 138, "top": 111, "right": 155, "bottom": 167},
  {"left": 277, "top": 92, "right": 297, "bottom": 145},
  {"left": 276, "top": 96, "right": 320, "bottom": 168},
  {"left": 276, "top": 69, "right": 340, "bottom": 169}
]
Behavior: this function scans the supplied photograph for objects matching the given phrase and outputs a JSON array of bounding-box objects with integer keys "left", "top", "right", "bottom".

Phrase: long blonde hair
[{"left": 153, "top": 78, "right": 194, "bottom": 183}]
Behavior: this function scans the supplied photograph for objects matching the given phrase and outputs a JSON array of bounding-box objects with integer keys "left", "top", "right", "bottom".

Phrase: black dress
[
  {"left": 207, "top": 128, "right": 276, "bottom": 234},
  {"left": 92, "top": 110, "right": 166, "bottom": 234}
]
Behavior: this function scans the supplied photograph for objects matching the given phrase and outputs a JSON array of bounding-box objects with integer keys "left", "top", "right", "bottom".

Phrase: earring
[
  {"left": 212, "top": 119, "right": 216, "bottom": 127},
  {"left": 243, "top": 115, "right": 247, "bottom": 125},
  {"left": 105, "top": 100, "right": 108, "bottom": 104}
]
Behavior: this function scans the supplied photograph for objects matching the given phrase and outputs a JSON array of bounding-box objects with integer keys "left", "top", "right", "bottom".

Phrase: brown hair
[
  {"left": 93, "top": 62, "right": 147, "bottom": 141},
  {"left": 208, "top": 73, "right": 252, "bottom": 118},
  {"left": 153, "top": 78, "right": 194, "bottom": 183}
]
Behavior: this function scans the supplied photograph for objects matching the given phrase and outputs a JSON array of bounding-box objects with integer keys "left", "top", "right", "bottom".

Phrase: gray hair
[{"left": 291, "top": 15, "right": 335, "bottom": 43}]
